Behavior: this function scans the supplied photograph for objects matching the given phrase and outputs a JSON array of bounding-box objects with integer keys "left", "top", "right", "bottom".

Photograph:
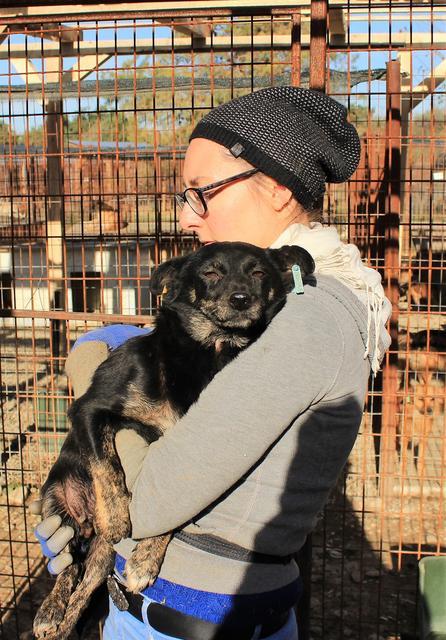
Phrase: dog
[
  {"left": 33, "top": 241, "right": 315, "bottom": 640},
  {"left": 398, "top": 330, "right": 446, "bottom": 468},
  {"left": 399, "top": 251, "right": 446, "bottom": 312}
]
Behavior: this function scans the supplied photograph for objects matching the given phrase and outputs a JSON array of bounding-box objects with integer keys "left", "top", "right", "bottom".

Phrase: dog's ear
[
  {"left": 266, "top": 245, "right": 315, "bottom": 279},
  {"left": 149, "top": 256, "right": 189, "bottom": 296}
]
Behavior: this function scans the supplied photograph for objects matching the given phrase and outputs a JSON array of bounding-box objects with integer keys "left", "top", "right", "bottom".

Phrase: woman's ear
[{"left": 271, "top": 182, "right": 294, "bottom": 213}]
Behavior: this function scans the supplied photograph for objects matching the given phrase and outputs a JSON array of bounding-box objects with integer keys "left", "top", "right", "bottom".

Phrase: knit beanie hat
[{"left": 190, "top": 86, "right": 361, "bottom": 210}]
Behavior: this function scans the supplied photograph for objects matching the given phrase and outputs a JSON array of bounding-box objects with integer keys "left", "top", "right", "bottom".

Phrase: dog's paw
[
  {"left": 33, "top": 565, "right": 81, "bottom": 640},
  {"left": 124, "top": 554, "right": 162, "bottom": 593},
  {"left": 33, "top": 601, "right": 65, "bottom": 640},
  {"left": 124, "top": 534, "right": 171, "bottom": 593}
]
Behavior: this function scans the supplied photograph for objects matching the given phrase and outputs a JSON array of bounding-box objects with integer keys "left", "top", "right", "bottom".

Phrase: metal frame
[{"left": 0, "top": 3, "right": 445, "bottom": 639}]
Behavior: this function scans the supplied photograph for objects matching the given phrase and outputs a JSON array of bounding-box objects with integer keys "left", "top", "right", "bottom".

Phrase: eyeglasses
[{"left": 175, "top": 168, "right": 260, "bottom": 217}]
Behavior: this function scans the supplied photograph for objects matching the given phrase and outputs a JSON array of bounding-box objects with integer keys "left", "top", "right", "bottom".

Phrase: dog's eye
[
  {"left": 203, "top": 271, "right": 221, "bottom": 282},
  {"left": 252, "top": 270, "right": 265, "bottom": 279}
]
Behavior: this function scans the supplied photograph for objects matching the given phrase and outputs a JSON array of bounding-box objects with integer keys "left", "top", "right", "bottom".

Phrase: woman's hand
[{"left": 30, "top": 499, "right": 74, "bottom": 575}]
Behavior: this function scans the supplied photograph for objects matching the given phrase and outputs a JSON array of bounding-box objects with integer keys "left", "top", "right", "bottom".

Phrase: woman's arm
[{"left": 126, "top": 292, "right": 344, "bottom": 539}]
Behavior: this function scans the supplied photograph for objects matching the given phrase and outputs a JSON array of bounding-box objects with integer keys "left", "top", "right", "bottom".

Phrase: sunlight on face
[{"left": 179, "top": 138, "right": 295, "bottom": 248}]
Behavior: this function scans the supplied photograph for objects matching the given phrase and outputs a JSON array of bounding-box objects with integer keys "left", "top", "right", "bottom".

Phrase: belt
[
  {"left": 173, "top": 531, "right": 294, "bottom": 565},
  {"left": 107, "top": 576, "right": 290, "bottom": 640}
]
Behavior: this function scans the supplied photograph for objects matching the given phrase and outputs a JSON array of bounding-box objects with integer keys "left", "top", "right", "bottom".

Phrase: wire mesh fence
[{"left": 0, "top": 3, "right": 445, "bottom": 639}]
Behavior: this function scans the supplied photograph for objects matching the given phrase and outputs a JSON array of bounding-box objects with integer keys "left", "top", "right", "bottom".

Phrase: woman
[{"left": 33, "top": 86, "right": 392, "bottom": 640}]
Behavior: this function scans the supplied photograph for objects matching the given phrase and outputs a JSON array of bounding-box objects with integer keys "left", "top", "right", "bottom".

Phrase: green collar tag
[{"left": 291, "top": 264, "right": 304, "bottom": 294}]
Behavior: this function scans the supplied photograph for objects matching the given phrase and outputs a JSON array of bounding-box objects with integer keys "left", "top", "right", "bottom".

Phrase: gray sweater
[{"left": 115, "top": 274, "right": 372, "bottom": 594}]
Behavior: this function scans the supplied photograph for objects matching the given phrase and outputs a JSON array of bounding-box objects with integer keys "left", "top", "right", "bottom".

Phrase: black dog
[{"left": 33, "top": 241, "right": 315, "bottom": 640}]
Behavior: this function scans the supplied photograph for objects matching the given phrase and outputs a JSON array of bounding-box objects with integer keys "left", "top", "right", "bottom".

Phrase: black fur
[{"left": 34, "top": 241, "right": 315, "bottom": 639}]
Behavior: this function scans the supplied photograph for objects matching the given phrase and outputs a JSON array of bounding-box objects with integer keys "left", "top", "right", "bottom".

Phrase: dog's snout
[{"left": 229, "top": 292, "right": 251, "bottom": 310}]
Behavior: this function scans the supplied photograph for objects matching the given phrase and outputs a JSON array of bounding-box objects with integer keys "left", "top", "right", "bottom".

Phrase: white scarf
[{"left": 270, "top": 222, "right": 392, "bottom": 375}]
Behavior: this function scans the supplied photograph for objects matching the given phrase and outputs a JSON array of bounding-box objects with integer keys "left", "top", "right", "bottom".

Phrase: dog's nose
[{"left": 229, "top": 292, "right": 251, "bottom": 310}]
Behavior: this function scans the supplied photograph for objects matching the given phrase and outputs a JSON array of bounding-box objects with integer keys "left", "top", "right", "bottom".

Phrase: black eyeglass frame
[{"left": 175, "top": 168, "right": 260, "bottom": 216}]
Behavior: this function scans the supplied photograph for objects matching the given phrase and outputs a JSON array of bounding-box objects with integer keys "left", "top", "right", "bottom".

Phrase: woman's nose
[{"left": 178, "top": 203, "right": 201, "bottom": 231}]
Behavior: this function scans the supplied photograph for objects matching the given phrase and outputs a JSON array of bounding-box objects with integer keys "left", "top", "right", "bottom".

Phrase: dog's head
[{"left": 150, "top": 242, "right": 314, "bottom": 347}]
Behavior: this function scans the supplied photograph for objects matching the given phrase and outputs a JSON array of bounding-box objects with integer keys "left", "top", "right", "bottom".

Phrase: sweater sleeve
[{"left": 129, "top": 291, "right": 344, "bottom": 539}]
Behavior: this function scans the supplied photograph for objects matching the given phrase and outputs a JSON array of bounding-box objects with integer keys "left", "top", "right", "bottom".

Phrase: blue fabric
[
  {"left": 33, "top": 528, "right": 57, "bottom": 559},
  {"left": 115, "top": 555, "right": 302, "bottom": 626},
  {"left": 47, "top": 558, "right": 62, "bottom": 576},
  {"left": 73, "top": 325, "right": 152, "bottom": 351},
  {"left": 103, "top": 597, "right": 299, "bottom": 640}
]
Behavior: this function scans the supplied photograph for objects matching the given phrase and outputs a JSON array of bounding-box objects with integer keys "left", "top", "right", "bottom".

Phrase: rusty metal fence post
[
  {"left": 379, "top": 60, "right": 401, "bottom": 506},
  {"left": 0, "top": 6, "right": 445, "bottom": 640},
  {"left": 309, "top": 0, "right": 327, "bottom": 92}
]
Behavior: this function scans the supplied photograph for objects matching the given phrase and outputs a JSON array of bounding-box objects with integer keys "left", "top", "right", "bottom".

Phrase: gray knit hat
[{"left": 190, "top": 86, "right": 361, "bottom": 210}]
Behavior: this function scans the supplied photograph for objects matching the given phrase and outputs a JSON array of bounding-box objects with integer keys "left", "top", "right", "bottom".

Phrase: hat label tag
[
  {"left": 291, "top": 264, "right": 304, "bottom": 294},
  {"left": 230, "top": 142, "right": 244, "bottom": 157}
]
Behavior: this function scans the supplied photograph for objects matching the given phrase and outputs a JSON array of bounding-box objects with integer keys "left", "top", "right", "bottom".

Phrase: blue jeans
[{"left": 103, "top": 597, "right": 299, "bottom": 640}]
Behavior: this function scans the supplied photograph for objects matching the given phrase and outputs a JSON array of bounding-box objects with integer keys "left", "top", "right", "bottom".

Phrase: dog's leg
[
  {"left": 124, "top": 534, "right": 172, "bottom": 593},
  {"left": 45, "top": 536, "right": 115, "bottom": 640},
  {"left": 33, "top": 563, "right": 81, "bottom": 640},
  {"left": 90, "top": 424, "right": 132, "bottom": 544}
]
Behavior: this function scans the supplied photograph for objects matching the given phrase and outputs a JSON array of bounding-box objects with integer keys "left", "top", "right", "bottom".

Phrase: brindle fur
[
  {"left": 34, "top": 242, "right": 315, "bottom": 639},
  {"left": 124, "top": 534, "right": 173, "bottom": 594},
  {"left": 33, "top": 564, "right": 81, "bottom": 640},
  {"left": 35, "top": 536, "right": 115, "bottom": 640}
]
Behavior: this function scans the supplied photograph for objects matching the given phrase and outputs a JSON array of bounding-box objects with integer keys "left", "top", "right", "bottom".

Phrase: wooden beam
[
  {"left": 11, "top": 51, "right": 111, "bottom": 86},
  {"left": 155, "top": 17, "right": 212, "bottom": 39},
  {"left": 401, "top": 58, "right": 446, "bottom": 112},
  {"left": 398, "top": 51, "right": 411, "bottom": 78},
  {"left": 1, "top": 0, "right": 445, "bottom": 18},
  {"left": 43, "top": 56, "right": 64, "bottom": 84},
  {"left": 69, "top": 53, "right": 113, "bottom": 81},
  {"left": 40, "top": 52, "right": 113, "bottom": 86},
  {"left": 37, "top": 23, "right": 82, "bottom": 42},
  {"left": 1, "top": 31, "right": 445, "bottom": 61},
  {"left": 0, "top": 35, "right": 290, "bottom": 59},
  {"left": 0, "top": 22, "right": 82, "bottom": 45},
  {"left": 0, "top": 1, "right": 316, "bottom": 19},
  {"left": 11, "top": 22, "right": 82, "bottom": 42},
  {"left": 11, "top": 57, "right": 42, "bottom": 83}
]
